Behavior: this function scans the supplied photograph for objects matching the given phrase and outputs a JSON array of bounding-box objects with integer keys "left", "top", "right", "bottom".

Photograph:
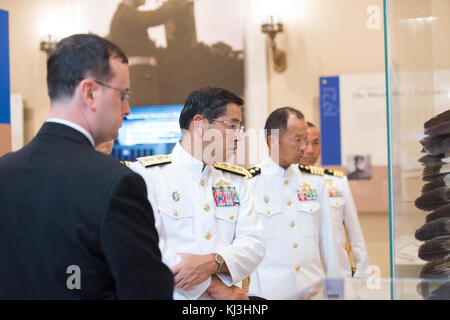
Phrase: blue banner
[
  {"left": 0, "top": 9, "right": 10, "bottom": 124},
  {"left": 319, "top": 76, "right": 341, "bottom": 165}
]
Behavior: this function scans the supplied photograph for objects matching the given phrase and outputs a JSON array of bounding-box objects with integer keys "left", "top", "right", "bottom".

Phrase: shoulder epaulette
[
  {"left": 247, "top": 167, "right": 261, "bottom": 179},
  {"left": 213, "top": 163, "right": 252, "bottom": 178},
  {"left": 299, "top": 164, "right": 325, "bottom": 176},
  {"left": 120, "top": 160, "right": 132, "bottom": 168},
  {"left": 324, "top": 168, "right": 344, "bottom": 178},
  {"left": 137, "top": 155, "right": 172, "bottom": 168}
]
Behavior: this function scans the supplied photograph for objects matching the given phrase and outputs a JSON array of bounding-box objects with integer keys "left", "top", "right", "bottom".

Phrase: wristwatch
[{"left": 214, "top": 253, "right": 224, "bottom": 273}]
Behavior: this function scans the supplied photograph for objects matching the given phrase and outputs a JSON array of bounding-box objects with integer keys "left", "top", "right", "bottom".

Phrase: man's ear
[
  {"left": 78, "top": 79, "right": 97, "bottom": 111},
  {"left": 191, "top": 114, "right": 206, "bottom": 136},
  {"left": 267, "top": 133, "right": 281, "bottom": 161},
  {"left": 267, "top": 134, "right": 279, "bottom": 149}
]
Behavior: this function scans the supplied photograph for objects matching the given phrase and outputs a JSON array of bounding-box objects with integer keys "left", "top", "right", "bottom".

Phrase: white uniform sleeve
[
  {"left": 130, "top": 162, "right": 211, "bottom": 299},
  {"left": 215, "top": 177, "right": 265, "bottom": 286},
  {"left": 342, "top": 177, "right": 370, "bottom": 278},
  {"left": 318, "top": 178, "right": 344, "bottom": 278}
]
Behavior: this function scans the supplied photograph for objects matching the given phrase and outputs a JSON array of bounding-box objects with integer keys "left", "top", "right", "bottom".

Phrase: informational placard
[
  {"left": 320, "top": 73, "right": 387, "bottom": 167},
  {"left": 0, "top": 9, "right": 10, "bottom": 125},
  {"left": 0, "top": 9, "right": 11, "bottom": 156},
  {"left": 319, "top": 76, "right": 341, "bottom": 165},
  {"left": 340, "top": 73, "right": 387, "bottom": 166}
]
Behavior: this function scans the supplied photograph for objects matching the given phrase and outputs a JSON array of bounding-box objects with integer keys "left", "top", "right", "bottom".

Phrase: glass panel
[
  {"left": 299, "top": 277, "right": 447, "bottom": 300},
  {"left": 384, "top": 0, "right": 450, "bottom": 299}
]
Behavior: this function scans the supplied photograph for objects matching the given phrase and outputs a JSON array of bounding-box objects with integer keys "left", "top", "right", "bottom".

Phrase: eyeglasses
[
  {"left": 93, "top": 80, "right": 131, "bottom": 103},
  {"left": 210, "top": 119, "right": 245, "bottom": 134}
]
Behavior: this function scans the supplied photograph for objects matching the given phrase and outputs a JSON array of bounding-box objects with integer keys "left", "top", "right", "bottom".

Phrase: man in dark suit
[{"left": 0, "top": 34, "right": 174, "bottom": 299}]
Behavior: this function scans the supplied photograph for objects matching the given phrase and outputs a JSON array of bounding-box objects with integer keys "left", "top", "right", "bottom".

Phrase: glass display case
[
  {"left": 384, "top": 0, "right": 450, "bottom": 299},
  {"left": 298, "top": 277, "right": 447, "bottom": 300}
]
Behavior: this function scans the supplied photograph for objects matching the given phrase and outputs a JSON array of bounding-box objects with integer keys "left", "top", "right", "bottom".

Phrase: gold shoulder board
[
  {"left": 247, "top": 167, "right": 261, "bottom": 179},
  {"left": 120, "top": 160, "right": 132, "bottom": 168},
  {"left": 299, "top": 164, "right": 325, "bottom": 176},
  {"left": 137, "top": 155, "right": 172, "bottom": 168},
  {"left": 324, "top": 168, "right": 344, "bottom": 178},
  {"left": 213, "top": 163, "right": 252, "bottom": 178}
]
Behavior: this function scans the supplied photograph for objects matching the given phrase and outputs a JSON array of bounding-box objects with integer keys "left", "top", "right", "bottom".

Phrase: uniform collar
[
  {"left": 171, "top": 142, "right": 209, "bottom": 177},
  {"left": 260, "top": 156, "right": 297, "bottom": 178}
]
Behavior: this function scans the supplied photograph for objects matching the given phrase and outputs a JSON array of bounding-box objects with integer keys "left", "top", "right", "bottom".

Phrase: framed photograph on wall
[
  {"left": 83, "top": 0, "right": 244, "bottom": 107},
  {"left": 347, "top": 154, "right": 372, "bottom": 180}
]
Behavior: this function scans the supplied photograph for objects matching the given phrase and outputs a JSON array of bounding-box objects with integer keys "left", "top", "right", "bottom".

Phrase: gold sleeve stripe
[{"left": 241, "top": 276, "right": 251, "bottom": 294}]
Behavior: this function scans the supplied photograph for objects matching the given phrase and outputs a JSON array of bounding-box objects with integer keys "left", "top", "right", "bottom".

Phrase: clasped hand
[{"left": 171, "top": 253, "right": 217, "bottom": 290}]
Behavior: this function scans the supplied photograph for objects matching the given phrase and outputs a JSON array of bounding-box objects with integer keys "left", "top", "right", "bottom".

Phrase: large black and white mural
[{"left": 85, "top": 0, "right": 244, "bottom": 106}]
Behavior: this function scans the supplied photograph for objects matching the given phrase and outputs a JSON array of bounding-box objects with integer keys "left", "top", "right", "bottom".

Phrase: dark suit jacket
[{"left": 0, "top": 122, "right": 174, "bottom": 299}]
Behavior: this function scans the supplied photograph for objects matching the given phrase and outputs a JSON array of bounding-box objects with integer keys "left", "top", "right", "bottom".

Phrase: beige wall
[
  {"left": 359, "top": 211, "right": 390, "bottom": 279},
  {"left": 0, "top": 0, "right": 65, "bottom": 143},
  {"left": 266, "top": 0, "right": 385, "bottom": 126},
  {"left": 0, "top": 124, "right": 11, "bottom": 156}
]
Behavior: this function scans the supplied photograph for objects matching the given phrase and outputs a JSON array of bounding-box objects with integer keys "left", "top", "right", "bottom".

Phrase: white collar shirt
[{"left": 46, "top": 118, "right": 95, "bottom": 147}]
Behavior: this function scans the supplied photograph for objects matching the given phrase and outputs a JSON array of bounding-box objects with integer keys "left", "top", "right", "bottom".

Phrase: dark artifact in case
[{"left": 415, "top": 109, "right": 450, "bottom": 300}]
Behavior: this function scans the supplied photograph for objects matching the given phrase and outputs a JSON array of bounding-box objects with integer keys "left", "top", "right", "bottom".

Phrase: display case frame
[{"left": 384, "top": 0, "right": 450, "bottom": 300}]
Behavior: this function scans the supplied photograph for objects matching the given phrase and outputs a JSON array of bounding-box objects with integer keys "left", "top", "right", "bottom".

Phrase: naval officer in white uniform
[
  {"left": 246, "top": 107, "right": 342, "bottom": 300},
  {"left": 131, "top": 87, "right": 265, "bottom": 300},
  {"left": 300, "top": 122, "right": 370, "bottom": 278}
]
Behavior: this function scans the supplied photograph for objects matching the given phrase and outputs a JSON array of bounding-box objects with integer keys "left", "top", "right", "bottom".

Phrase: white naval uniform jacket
[
  {"left": 247, "top": 157, "right": 342, "bottom": 300},
  {"left": 130, "top": 143, "right": 265, "bottom": 300},
  {"left": 325, "top": 174, "right": 370, "bottom": 278}
]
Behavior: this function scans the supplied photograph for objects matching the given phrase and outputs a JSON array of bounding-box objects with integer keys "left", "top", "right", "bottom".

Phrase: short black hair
[
  {"left": 47, "top": 34, "right": 128, "bottom": 101},
  {"left": 264, "top": 107, "right": 305, "bottom": 143},
  {"left": 179, "top": 87, "right": 244, "bottom": 130}
]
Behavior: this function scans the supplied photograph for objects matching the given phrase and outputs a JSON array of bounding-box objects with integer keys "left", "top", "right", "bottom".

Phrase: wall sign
[{"left": 0, "top": 9, "right": 10, "bottom": 124}]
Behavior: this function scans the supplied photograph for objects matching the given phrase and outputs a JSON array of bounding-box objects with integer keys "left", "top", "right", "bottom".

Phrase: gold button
[
  {"left": 267, "top": 210, "right": 271, "bottom": 215},
  {"left": 174, "top": 210, "right": 179, "bottom": 217},
  {"left": 310, "top": 208, "right": 313, "bottom": 212},
  {"left": 200, "top": 180, "right": 205, "bottom": 187},
  {"left": 293, "top": 242, "right": 298, "bottom": 248},
  {"left": 290, "top": 221, "right": 295, "bottom": 228},
  {"left": 205, "top": 232, "right": 212, "bottom": 240},
  {"left": 264, "top": 195, "right": 269, "bottom": 203},
  {"left": 229, "top": 216, "right": 234, "bottom": 221},
  {"left": 204, "top": 204, "right": 210, "bottom": 212},
  {"left": 284, "top": 180, "right": 289, "bottom": 185},
  {"left": 287, "top": 200, "right": 292, "bottom": 206},
  {"left": 295, "top": 265, "right": 300, "bottom": 271}
]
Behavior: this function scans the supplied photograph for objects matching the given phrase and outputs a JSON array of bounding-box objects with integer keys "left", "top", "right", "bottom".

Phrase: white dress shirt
[
  {"left": 46, "top": 118, "right": 95, "bottom": 147},
  {"left": 247, "top": 157, "right": 342, "bottom": 300},
  {"left": 325, "top": 174, "right": 370, "bottom": 278},
  {"left": 130, "top": 143, "right": 265, "bottom": 300}
]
